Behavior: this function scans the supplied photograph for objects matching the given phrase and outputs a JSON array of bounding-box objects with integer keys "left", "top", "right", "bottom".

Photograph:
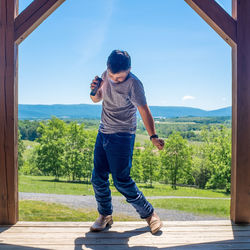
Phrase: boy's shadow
[{"left": 74, "top": 225, "right": 163, "bottom": 250}]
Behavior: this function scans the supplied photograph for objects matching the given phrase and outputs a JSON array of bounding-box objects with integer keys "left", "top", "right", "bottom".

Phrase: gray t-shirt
[{"left": 98, "top": 70, "right": 147, "bottom": 134}]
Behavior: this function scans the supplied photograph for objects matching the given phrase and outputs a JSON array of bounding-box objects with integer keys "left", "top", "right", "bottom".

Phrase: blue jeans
[{"left": 91, "top": 130, "right": 154, "bottom": 219}]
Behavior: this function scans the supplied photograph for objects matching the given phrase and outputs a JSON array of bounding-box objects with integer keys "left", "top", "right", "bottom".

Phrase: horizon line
[{"left": 18, "top": 103, "right": 231, "bottom": 112}]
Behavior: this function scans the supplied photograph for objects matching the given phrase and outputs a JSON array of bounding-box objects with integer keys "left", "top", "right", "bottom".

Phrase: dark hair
[{"left": 107, "top": 50, "right": 131, "bottom": 74}]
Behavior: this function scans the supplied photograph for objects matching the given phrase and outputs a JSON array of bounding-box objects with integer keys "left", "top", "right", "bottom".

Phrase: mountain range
[{"left": 18, "top": 104, "right": 232, "bottom": 120}]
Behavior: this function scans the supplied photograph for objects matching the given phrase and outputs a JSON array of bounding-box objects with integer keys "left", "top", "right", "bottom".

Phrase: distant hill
[
  {"left": 18, "top": 104, "right": 232, "bottom": 120},
  {"left": 149, "top": 106, "right": 232, "bottom": 118}
]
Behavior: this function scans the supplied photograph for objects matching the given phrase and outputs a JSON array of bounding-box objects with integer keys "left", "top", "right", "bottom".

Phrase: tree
[
  {"left": 141, "top": 141, "right": 159, "bottom": 187},
  {"left": 160, "top": 131, "right": 192, "bottom": 189},
  {"left": 64, "top": 121, "right": 87, "bottom": 181},
  {"left": 201, "top": 125, "right": 231, "bottom": 192},
  {"left": 131, "top": 142, "right": 143, "bottom": 183},
  {"left": 21, "top": 144, "right": 43, "bottom": 176},
  {"left": 191, "top": 143, "right": 211, "bottom": 189},
  {"left": 82, "top": 129, "right": 97, "bottom": 184},
  {"left": 35, "top": 116, "right": 66, "bottom": 180}
]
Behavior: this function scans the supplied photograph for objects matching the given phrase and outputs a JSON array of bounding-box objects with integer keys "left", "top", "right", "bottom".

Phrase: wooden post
[
  {"left": 231, "top": 0, "right": 250, "bottom": 223},
  {"left": 185, "top": 0, "right": 250, "bottom": 224},
  {"left": 0, "top": 0, "right": 65, "bottom": 225},
  {"left": 0, "top": 0, "right": 19, "bottom": 225}
]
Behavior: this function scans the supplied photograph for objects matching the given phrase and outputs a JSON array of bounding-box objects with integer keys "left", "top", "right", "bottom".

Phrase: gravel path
[{"left": 19, "top": 192, "right": 228, "bottom": 221}]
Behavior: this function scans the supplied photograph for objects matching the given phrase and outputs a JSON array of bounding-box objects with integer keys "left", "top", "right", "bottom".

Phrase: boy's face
[{"left": 107, "top": 68, "right": 131, "bottom": 83}]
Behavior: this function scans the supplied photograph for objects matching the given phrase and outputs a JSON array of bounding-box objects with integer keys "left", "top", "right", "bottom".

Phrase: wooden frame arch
[{"left": 0, "top": 0, "right": 249, "bottom": 225}]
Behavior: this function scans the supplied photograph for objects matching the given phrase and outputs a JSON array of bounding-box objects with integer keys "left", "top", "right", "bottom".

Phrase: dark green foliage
[
  {"left": 18, "top": 120, "right": 41, "bottom": 141},
  {"left": 18, "top": 130, "right": 25, "bottom": 169}
]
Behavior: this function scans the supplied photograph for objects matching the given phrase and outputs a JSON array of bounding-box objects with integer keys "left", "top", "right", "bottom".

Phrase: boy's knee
[
  {"left": 91, "top": 171, "right": 108, "bottom": 185},
  {"left": 113, "top": 175, "right": 134, "bottom": 190}
]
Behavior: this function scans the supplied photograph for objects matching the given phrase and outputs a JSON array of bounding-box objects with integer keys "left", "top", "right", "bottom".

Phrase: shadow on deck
[{"left": 0, "top": 220, "right": 250, "bottom": 249}]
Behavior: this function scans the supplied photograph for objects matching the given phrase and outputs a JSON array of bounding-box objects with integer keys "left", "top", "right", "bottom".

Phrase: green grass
[
  {"left": 19, "top": 200, "right": 140, "bottom": 221},
  {"left": 134, "top": 133, "right": 149, "bottom": 144},
  {"left": 19, "top": 175, "right": 96, "bottom": 195},
  {"left": 147, "top": 198, "right": 230, "bottom": 218},
  {"left": 19, "top": 175, "right": 230, "bottom": 198}
]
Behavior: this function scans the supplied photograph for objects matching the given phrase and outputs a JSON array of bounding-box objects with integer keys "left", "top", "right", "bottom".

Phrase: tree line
[{"left": 18, "top": 116, "right": 231, "bottom": 193}]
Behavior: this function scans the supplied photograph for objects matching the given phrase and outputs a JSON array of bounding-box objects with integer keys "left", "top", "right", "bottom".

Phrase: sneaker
[
  {"left": 90, "top": 214, "right": 113, "bottom": 232},
  {"left": 145, "top": 211, "right": 163, "bottom": 234}
]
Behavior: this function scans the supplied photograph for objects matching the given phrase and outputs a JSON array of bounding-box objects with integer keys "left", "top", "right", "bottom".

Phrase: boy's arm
[{"left": 137, "top": 104, "right": 165, "bottom": 150}]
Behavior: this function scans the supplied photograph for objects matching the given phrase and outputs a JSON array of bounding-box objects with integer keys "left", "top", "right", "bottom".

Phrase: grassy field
[
  {"left": 19, "top": 198, "right": 229, "bottom": 221},
  {"left": 19, "top": 200, "right": 140, "bottom": 221},
  {"left": 19, "top": 175, "right": 230, "bottom": 198},
  {"left": 19, "top": 174, "right": 230, "bottom": 220},
  {"left": 134, "top": 133, "right": 149, "bottom": 144},
  {"left": 148, "top": 198, "right": 230, "bottom": 218}
]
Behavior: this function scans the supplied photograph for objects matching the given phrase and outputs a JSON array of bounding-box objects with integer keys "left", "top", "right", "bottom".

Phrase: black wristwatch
[{"left": 150, "top": 134, "right": 158, "bottom": 140}]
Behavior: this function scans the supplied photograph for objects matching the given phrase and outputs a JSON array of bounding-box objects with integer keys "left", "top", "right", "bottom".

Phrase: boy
[{"left": 89, "top": 50, "right": 165, "bottom": 234}]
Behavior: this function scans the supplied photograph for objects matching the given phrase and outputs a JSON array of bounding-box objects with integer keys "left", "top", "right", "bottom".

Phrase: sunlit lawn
[
  {"left": 19, "top": 175, "right": 230, "bottom": 198},
  {"left": 148, "top": 198, "right": 230, "bottom": 218},
  {"left": 19, "top": 198, "right": 230, "bottom": 221},
  {"left": 19, "top": 200, "right": 140, "bottom": 221}
]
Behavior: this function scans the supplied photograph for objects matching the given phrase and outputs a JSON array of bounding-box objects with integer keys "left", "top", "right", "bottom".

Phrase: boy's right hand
[{"left": 90, "top": 76, "right": 103, "bottom": 91}]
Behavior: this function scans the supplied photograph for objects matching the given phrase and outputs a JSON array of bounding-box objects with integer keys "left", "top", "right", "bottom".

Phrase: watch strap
[{"left": 150, "top": 134, "right": 158, "bottom": 140}]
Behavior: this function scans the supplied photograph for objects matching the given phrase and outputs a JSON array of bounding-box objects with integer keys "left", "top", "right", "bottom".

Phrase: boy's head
[{"left": 107, "top": 50, "right": 131, "bottom": 83}]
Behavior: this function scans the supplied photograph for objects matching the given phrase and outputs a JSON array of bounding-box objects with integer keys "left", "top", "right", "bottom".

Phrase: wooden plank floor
[{"left": 0, "top": 220, "right": 250, "bottom": 249}]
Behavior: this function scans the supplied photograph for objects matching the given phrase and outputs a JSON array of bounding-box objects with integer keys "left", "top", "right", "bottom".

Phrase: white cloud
[{"left": 182, "top": 95, "right": 195, "bottom": 101}]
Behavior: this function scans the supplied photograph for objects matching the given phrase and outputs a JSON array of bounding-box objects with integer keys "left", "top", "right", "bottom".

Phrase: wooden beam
[
  {"left": 184, "top": 0, "right": 237, "bottom": 47},
  {"left": 231, "top": 0, "right": 250, "bottom": 223},
  {"left": 14, "top": 0, "right": 65, "bottom": 44},
  {"left": 0, "top": 0, "right": 19, "bottom": 224}
]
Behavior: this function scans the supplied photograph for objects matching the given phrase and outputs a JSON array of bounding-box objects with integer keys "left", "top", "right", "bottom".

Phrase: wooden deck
[{"left": 0, "top": 220, "right": 250, "bottom": 249}]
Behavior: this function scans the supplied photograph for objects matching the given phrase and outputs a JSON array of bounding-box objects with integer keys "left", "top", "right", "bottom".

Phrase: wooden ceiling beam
[
  {"left": 14, "top": 0, "right": 65, "bottom": 44},
  {"left": 184, "top": 0, "right": 237, "bottom": 47}
]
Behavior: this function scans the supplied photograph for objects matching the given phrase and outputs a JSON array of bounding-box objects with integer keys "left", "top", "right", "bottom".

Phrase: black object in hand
[{"left": 90, "top": 77, "right": 103, "bottom": 96}]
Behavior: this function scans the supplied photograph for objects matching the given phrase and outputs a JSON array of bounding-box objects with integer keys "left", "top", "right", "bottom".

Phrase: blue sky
[{"left": 19, "top": 0, "right": 232, "bottom": 111}]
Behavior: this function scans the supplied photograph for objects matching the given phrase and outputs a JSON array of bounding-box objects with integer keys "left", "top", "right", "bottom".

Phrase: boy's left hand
[{"left": 151, "top": 138, "right": 165, "bottom": 150}]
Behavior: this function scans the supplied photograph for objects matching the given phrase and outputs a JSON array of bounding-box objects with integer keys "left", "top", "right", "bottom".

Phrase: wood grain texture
[
  {"left": 14, "top": 0, "right": 65, "bottom": 44},
  {"left": 184, "top": 0, "right": 237, "bottom": 47},
  {"left": 0, "top": 0, "right": 66, "bottom": 225},
  {"left": 185, "top": 0, "right": 250, "bottom": 224},
  {"left": 0, "top": 0, "right": 19, "bottom": 225},
  {"left": 0, "top": 221, "right": 250, "bottom": 249},
  {"left": 231, "top": 0, "right": 250, "bottom": 223}
]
